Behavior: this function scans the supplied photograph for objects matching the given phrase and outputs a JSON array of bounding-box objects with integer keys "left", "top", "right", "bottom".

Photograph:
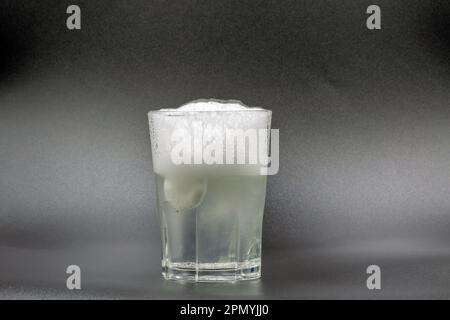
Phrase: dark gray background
[{"left": 0, "top": 0, "right": 449, "bottom": 299}]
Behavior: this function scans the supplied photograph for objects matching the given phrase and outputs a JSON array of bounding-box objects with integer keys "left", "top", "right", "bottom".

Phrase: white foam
[
  {"left": 149, "top": 99, "right": 271, "bottom": 176},
  {"left": 180, "top": 99, "right": 263, "bottom": 111},
  {"left": 158, "top": 99, "right": 265, "bottom": 112}
]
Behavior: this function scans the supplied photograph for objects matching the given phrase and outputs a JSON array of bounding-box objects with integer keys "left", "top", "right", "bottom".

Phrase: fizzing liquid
[
  {"left": 157, "top": 173, "right": 267, "bottom": 281},
  {"left": 149, "top": 99, "right": 272, "bottom": 282}
]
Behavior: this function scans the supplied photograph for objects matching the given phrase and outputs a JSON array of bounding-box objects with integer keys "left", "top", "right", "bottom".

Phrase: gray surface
[
  {"left": 0, "top": 1, "right": 449, "bottom": 299},
  {"left": 2, "top": 238, "right": 450, "bottom": 299}
]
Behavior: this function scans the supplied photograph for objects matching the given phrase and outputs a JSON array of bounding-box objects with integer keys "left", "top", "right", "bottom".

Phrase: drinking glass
[{"left": 148, "top": 104, "right": 271, "bottom": 282}]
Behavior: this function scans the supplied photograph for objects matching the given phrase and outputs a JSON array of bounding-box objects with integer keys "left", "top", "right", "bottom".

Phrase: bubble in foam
[{"left": 163, "top": 175, "right": 207, "bottom": 211}]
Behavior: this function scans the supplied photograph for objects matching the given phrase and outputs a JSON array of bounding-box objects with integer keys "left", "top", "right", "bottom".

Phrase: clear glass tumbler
[{"left": 148, "top": 102, "right": 271, "bottom": 282}]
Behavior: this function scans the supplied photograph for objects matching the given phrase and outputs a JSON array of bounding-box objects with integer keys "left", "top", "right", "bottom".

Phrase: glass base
[{"left": 162, "top": 259, "right": 261, "bottom": 282}]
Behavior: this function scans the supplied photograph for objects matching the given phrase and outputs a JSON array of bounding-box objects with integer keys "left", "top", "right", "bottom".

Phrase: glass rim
[{"left": 148, "top": 108, "right": 271, "bottom": 116}]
